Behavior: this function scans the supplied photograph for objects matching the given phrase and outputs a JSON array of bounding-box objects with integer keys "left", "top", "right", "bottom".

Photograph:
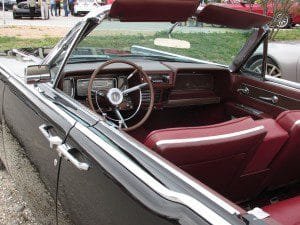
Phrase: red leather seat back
[
  {"left": 268, "top": 110, "right": 300, "bottom": 188},
  {"left": 144, "top": 117, "right": 267, "bottom": 195},
  {"left": 228, "top": 119, "right": 289, "bottom": 201},
  {"left": 245, "top": 119, "right": 289, "bottom": 173}
]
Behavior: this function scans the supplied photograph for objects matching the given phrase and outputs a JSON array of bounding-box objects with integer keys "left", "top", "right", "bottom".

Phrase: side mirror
[{"left": 25, "top": 65, "right": 51, "bottom": 84}]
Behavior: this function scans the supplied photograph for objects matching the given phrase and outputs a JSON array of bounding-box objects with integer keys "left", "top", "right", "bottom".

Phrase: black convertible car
[{"left": 1, "top": 1, "right": 300, "bottom": 225}]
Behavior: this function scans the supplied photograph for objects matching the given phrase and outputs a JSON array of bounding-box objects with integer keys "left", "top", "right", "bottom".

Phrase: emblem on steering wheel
[{"left": 107, "top": 88, "right": 124, "bottom": 106}]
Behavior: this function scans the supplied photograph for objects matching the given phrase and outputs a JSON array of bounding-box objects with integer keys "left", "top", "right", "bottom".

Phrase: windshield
[{"left": 68, "top": 19, "right": 253, "bottom": 67}]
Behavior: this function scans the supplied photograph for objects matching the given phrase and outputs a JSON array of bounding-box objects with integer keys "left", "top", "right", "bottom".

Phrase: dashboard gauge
[{"left": 77, "top": 78, "right": 116, "bottom": 97}]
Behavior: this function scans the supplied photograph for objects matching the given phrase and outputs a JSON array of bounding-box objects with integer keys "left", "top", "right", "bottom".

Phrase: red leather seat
[
  {"left": 263, "top": 196, "right": 300, "bottom": 225},
  {"left": 268, "top": 110, "right": 300, "bottom": 188},
  {"left": 144, "top": 117, "right": 267, "bottom": 195}
]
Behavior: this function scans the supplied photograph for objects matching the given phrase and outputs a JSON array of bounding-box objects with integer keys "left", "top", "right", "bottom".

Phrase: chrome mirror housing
[{"left": 25, "top": 65, "right": 51, "bottom": 84}]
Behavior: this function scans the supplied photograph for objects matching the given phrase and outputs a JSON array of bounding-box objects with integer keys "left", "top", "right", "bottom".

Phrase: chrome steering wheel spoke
[
  {"left": 115, "top": 108, "right": 128, "bottom": 129},
  {"left": 123, "top": 83, "right": 148, "bottom": 95}
]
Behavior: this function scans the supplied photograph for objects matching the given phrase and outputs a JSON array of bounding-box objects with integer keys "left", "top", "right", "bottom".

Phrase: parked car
[
  {"left": 12, "top": 2, "right": 41, "bottom": 19},
  {"left": 1, "top": 1, "right": 300, "bottom": 225},
  {"left": 74, "top": 0, "right": 100, "bottom": 16},
  {"left": 218, "top": 0, "right": 300, "bottom": 28},
  {"left": 244, "top": 41, "right": 300, "bottom": 82},
  {"left": 0, "top": 0, "right": 14, "bottom": 10}
]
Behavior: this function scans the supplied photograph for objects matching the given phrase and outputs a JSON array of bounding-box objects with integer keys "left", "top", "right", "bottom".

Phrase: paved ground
[
  {"left": 0, "top": 123, "right": 72, "bottom": 225},
  {"left": 0, "top": 170, "right": 39, "bottom": 225}
]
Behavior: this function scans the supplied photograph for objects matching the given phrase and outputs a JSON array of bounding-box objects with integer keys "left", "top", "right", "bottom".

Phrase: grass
[
  {"left": 272, "top": 28, "right": 300, "bottom": 41},
  {"left": 0, "top": 36, "right": 59, "bottom": 51},
  {"left": 0, "top": 27, "right": 299, "bottom": 65}
]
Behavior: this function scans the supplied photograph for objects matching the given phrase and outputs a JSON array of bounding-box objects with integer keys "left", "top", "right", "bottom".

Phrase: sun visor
[
  {"left": 109, "top": 0, "right": 200, "bottom": 22},
  {"left": 197, "top": 4, "right": 272, "bottom": 29}
]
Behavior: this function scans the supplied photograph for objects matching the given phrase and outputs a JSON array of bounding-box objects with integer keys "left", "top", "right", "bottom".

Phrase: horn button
[{"left": 107, "top": 88, "right": 124, "bottom": 106}]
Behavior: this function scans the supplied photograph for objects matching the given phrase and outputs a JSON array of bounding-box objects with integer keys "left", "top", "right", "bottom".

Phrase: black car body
[
  {"left": 0, "top": 1, "right": 300, "bottom": 225},
  {"left": 13, "top": 2, "right": 41, "bottom": 19}
]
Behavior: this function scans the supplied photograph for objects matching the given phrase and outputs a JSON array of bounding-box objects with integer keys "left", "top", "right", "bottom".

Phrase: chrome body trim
[
  {"left": 11, "top": 49, "right": 42, "bottom": 64},
  {"left": 265, "top": 75, "right": 300, "bottom": 90},
  {"left": 156, "top": 126, "right": 265, "bottom": 146}
]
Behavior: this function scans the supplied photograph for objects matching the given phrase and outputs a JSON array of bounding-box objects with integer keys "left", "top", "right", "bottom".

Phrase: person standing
[
  {"left": 63, "top": 0, "right": 68, "bottom": 16},
  {"left": 68, "top": 0, "right": 74, "bottom": 15},
  {"left": 50, "top": 0, "right": 55, "bottom": 16},
  {"left": 39, "top": 0, "right": 49, "bottom": 19},
  {"left": 27, "top": 0, "right": 36, "bottom": 19},
  {"left": 55, "top": 0, "right": 60, "bottom": 16}
]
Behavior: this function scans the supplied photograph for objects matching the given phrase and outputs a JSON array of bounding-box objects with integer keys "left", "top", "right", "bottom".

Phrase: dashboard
[{"left": 61, "top": 61, "right": 230, "bottom": 110}]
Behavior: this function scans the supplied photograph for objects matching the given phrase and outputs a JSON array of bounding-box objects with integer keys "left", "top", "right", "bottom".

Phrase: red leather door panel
[{"left": 228, "top": 74, "right": 300, "bottom": 119}]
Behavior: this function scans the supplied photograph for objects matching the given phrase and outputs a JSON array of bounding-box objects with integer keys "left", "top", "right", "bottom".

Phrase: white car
[{"left": 74, "top": 0, "right": 101, "bottom": 16}]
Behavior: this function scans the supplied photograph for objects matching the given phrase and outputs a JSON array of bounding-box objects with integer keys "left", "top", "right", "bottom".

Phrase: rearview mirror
[
  {"left": 25, "top": 65, "right": 51, "bottom": 84},
  {"left": 154, "top": 38, "right": 191, "bottom": 49}
]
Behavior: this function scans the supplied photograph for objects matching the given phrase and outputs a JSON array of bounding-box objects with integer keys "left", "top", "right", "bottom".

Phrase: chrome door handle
[
  {"left": 39, "top": 124, "right": 89, "bottom": 171},
  {"left": 237, "top": 87, "right": 250, "bottom": 95},
  {"left": 39, "top": 124, "right": 63, "bottom": 148},
  {"left": 258, "top": 95, "right": 279, "bottom": 104},
  {"left": 57, "top": 144, "right": 89, "bottom": 171}
]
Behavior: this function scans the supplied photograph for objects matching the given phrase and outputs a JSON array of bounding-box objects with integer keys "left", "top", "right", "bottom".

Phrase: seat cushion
[{"left": 263, "top": 196, "right": 300, "bottom": 225}]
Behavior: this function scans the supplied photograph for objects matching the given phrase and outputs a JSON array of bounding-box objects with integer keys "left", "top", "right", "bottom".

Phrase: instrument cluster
[{"left": 63, "top": 77, "right": 128, "bottom": 98}]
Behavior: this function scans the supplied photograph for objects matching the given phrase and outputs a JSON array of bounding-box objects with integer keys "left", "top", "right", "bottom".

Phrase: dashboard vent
[{"left": 142, "top": 90, "right": 161, "bottom": 103}]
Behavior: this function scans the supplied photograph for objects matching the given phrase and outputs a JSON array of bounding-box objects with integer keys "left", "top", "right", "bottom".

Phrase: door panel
[
  {"left": 57, "top": 124, "right": 207, "bottom": 225},
  {"left": 2, "top": 77, "right": 76, "bottom": 223},
  {"left": 229, "top": 74, "right": 300, "bottom": 118}
]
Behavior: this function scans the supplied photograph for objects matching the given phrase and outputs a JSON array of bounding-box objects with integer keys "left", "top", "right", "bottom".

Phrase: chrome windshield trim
[
  {"left": 99, "top": 120, "right": 241, "bottom": 215},
  {"left": 75, "top": 123, "right": 232, "bottom": 225},
  {"left": 84, "top": 4, "right": 111, "bottom": 20},
  {"left": 51, "top": 6, "right": 111, "bottom": 88}
]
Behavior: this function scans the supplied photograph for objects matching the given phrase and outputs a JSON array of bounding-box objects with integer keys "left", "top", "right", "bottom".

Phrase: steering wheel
[{"left": 87, "top": 59, "right": 154, "bottom": 132}]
